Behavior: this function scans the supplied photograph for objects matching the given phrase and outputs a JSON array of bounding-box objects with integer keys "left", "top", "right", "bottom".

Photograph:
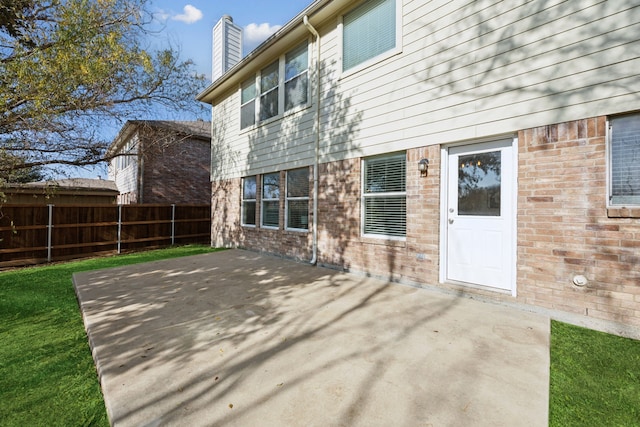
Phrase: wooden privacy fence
[{"left": 0, "top": 204, "right": 211, "bottom": 268}]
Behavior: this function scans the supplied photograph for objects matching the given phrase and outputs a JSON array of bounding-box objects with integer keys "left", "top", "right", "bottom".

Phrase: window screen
[
  {"left": 262, "top": 172, "right": 280, "bottom": 227},
  {"left": 363, "top": 153, "right": 406, "bottom": 237},
  {"left": 242, "top": 176, "right": 257, "bottom": 226},
  {"left": 286, "top": 168, "right": 309, "bottom": 230},
  {"left": 285, "top": 43, "right": 309, "bottom": 111},
  {"left": 240, "top": 78, "right": 256, "bottom": 129},
  {"left": 610, "top": 114, "right": 640, "bottom": 205},
  {"left": 260, "top": 61, "right": 279, "bottom": 121},
  {"left": 343, "top": 0, "right": 396, "bottom": 72}
]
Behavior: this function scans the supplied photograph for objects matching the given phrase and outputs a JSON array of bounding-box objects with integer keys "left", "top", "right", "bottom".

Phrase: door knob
[{"left": 448, "top": 218, "right": 454, "bottom": 224}]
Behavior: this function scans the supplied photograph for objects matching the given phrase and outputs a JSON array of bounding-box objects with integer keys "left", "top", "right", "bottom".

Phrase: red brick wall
[
  {"left": 211, "top": 120, "right": 640, "bottom": 328},
  {"left": 315, "top": 148, "right": 441, "bottom": 286},
  {"left": 141, "top": 135, "right": 211, "bottom": 205},
  {"left": 518, "top": 117, "right": 640, "bottom": 327},
  {"left": 211, "top": 171, "right": 312, "bottom": 260}
]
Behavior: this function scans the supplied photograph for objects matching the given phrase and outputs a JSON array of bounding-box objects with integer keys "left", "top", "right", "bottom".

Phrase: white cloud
[
  {"left": 243, "top": 23, "right": 283, "bottom": 52},
  {"left": 172, "top": 5, "right": 203, "bottom": 24}
]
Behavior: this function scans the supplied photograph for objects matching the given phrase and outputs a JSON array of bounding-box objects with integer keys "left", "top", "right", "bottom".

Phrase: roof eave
[{"left": 197, "top": 0, "right": 349, "bottom": 105}]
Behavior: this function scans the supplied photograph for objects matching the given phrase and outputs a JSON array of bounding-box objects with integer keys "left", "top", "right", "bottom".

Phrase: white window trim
[
  {"left": 239, "top": 40, "right": 311, "bottom": 132},
  {"left": 361, "top": 153, "right": 407, "bottom": 241},
  {"left": 285, "top": 168, "right": 310, "bottom": 232},
  {"left": 338, "top": 0, "right": 403, "bottom": 79},
  {"left": 240, "top": 78, "right": 257, "bottom": 131},
  {"left": 241, "top": 176, "right": 257, "bottom": 227},
  {"left": 606, "top": 114, "right": 640, "bottom": 208},
  {"left": 261, "top": 172, "right": 280, "bottom": 229}
]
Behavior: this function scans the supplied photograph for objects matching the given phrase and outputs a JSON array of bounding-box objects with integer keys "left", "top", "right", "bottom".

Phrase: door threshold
[{"left": 443, "top": 279, "right": 513, "bottom": 295}]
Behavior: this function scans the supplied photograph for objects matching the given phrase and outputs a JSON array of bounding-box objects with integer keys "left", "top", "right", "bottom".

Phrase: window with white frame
[
  {"left": 239, "top": 42, "right": 309, "bottom": 129},
  {"left": 260, "top": 61, "right": 279, "bottom": 121},
  {"left": 342, "top": 0, "right": 397, "bottom": 72},
  {"left": 362, "top": 152, "right": 406, "bottom": 238},
  {"left": 610, "top": 113, "right": 640, "bottom": 205},
  {"left": 242, "top": 176, "right": 257, "bottom": 226},
  {"left": 262, "top": 172, "right": 280, "bottom": 228},
  {"left": 240, "top": 78, "right": 256, "bottom": 129},
  {"left": 286, "top": 168, "right": 309, "bottom": 230},
  {"left": 285, "top": 43, "right": 309, "bottom": 111}
]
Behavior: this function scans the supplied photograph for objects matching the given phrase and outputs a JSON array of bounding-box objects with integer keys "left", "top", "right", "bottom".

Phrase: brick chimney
[{"left": 212, "top": 15, "right": 242, "bottom": 82}]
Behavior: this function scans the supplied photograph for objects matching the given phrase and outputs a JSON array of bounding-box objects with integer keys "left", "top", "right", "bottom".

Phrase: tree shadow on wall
[
  {"left": 241, "top": 58, "right": 371, "bottom": 270},
  {"left": 408, "top": 1, "right": 636, "bottom": 132}
]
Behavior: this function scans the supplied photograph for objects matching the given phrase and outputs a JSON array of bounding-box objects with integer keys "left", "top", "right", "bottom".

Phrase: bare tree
[{"left": 0, "top": 0, "right": 208, "bottom": 177}]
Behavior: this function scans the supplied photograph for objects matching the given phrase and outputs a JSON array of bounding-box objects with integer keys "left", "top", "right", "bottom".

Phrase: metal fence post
[
  {"left": 117, "top": 204, "right": 122, "bottom": 254},
  {"left": 171, "top": 204, "right": 176, "bottom": 246},
  {"left": 47, "top": 204, "right": 54, "bottom": 262}
]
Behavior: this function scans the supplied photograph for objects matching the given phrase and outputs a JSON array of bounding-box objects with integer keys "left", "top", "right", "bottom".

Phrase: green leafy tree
[
  {"left": 0, "top": 0, "right": 208, "bottom": 176},
  {"left": 0, "top": 151, "right": 46, "bottom": 183}
]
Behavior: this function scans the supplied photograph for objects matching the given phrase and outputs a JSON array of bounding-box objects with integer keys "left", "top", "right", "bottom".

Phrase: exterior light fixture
[{"left": 418, "top": 158, "right": 429, "bottom": 177}]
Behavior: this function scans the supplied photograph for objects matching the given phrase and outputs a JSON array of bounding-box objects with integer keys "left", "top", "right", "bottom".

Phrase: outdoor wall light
[{"left": 418, "top": 158, "right": 429, "bottom": 177}]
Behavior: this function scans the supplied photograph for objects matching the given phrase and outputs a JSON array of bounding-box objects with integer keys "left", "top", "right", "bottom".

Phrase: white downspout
[{"left": 303, "top": 15, "right": 320, "bottom": 265}]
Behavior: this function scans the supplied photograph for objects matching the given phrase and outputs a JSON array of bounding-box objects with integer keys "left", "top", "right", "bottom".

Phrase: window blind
[
  {"left": 286, "top": 168, "right": 309, "bottom": 230},
  {"left": 343, "top": 0, "right": 396, "bottom": 72},
  {"left": 363, "top": 153, "right": 406, "bottom": 238},
  {"left": 611, "top": 114, "right": 640, "bottom": 205}
]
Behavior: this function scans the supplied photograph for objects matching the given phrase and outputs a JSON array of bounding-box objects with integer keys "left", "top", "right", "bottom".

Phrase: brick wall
[
  {"left": 141, "top": 134, "right": 211, "bottom": 204},
  {"left": 315, "top": 147, "right": 441, "bottom": 287},
  {"left": 211, "top": 122, "right": 640, "bottom": 329},
  {"left": 518, "top": 117, "right": 640, "bottom": 327},
  {"left": 211, "top": 171, "right": 312, "bottom": 260}
]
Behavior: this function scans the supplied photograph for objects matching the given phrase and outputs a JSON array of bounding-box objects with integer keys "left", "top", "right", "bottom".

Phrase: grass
[
  {"left": 0, "top": 245, "right": 220, "bottom": 427},
  {"left": 1, "top": 248, "right": 639, "bottom": 426},
  {"left": 549, "top": 320, "right": 640, "bottom": 426}
]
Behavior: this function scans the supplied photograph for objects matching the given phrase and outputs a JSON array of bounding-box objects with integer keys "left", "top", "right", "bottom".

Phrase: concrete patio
[{"left": 73, "top": 249, "right": 550, "bottom": 426}]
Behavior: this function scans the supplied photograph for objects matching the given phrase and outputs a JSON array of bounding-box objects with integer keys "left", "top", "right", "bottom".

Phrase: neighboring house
[
  {"left": 107, "top": 120, "right": 212, "bottom": 204},
  {"left": 2, "top": 178, "right": 119, "bottom": 205},
  {"left": 198, "top": 0, "right": 640, "bottom": 336}
]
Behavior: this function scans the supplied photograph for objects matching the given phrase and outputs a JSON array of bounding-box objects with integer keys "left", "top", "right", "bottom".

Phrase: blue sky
[{"left": 149, "top": 0, "right": 313, "bottom": 79}]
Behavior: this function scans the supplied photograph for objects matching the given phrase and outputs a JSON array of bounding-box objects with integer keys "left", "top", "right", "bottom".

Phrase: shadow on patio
[{"left": 74, "top": 249, "right": 549, "bottom": 427}]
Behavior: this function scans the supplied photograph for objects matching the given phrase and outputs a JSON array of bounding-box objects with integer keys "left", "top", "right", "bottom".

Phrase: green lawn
[
  {"left": 0, "top": 245, "right": 220, "bottom": 427},
  {"left": 549, "top": 320, "right": 640, "bottom": 426},
  {"left": 1, "top": 247, "right": 639, "bottom": 426}
]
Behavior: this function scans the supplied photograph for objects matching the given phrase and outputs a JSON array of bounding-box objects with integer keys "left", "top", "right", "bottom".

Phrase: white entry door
[{"left": 445, "top": 139, "right": 515, "bottom": 292}]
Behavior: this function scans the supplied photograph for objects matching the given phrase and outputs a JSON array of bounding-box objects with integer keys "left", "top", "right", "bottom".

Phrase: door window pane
[{"left": 458, "top": 151, "right": 501, "bottom": 216}]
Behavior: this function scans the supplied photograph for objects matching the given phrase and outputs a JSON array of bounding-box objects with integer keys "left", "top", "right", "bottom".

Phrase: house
[
  {"left": 2, "top": 178, "right": 119, "bottom": 205},
  {"left": 107, "top": 120, "right": 212, "bottom": 204},
  {"left": 197, "top": 0, "right": 640, "bottom": 337}
]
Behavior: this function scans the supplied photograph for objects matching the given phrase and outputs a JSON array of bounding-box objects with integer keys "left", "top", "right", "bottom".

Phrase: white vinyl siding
[
  {"left": 261, "top": 172, "right": 280, "bottom": 228},
  {"left": 211, "top": 0, "right": 640, "bottom": 180},
  {"left": 609, "top": 114, "right": 640, "bottom": 206},
  {"left": 362, "top": 153, "right": 406, "bottom": 238},
  {"left": 343, "top": 0, "right": 397, "bottom": 72}
]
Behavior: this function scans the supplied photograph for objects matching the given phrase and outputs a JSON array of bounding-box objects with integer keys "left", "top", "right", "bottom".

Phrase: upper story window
[
  {"left": 285, "top": 44, "right": 309, "bottom": 111},
  {"left": 362, "top": 152, "right": 406, "bottom": 238},
  {"left": 260, "top": 61, "right": 279, "bottom": 121},
  {"left": 609, "top": 113, "right": 640, "bottom": 206},
  {"left": 342, "top": 0, "right": 398, "bottom": 73},
  {"left": 240, "top": 79, "right": 256, "bottom": 129},
  {"left": 239, "top": 42, "right": 309, "bottom": 130}
]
